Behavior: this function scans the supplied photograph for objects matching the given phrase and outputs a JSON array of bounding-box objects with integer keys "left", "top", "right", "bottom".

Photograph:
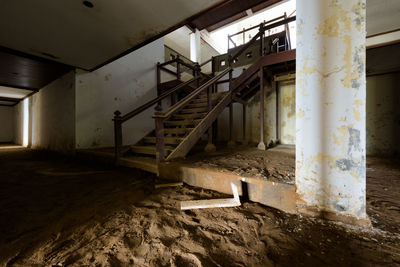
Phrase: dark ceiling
[
  {"left": 1, "top": 0, "right": 280, "bottom": 91},
  {"left": 189, "top": 0, "right": 283, "bottom": 32},
  {"left": 0, "top": 46, "right": 72, "bottom": 91}
]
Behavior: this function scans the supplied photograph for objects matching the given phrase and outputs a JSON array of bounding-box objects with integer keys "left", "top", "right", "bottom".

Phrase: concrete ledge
[{"left": 160, "top": 164, "right": 297, "bottom": 214}]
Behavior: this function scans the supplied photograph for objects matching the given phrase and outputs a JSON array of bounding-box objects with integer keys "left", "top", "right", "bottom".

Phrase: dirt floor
[
  {"left": 187, "top": 145, "right": 296, "bottom": 184},
  {"left": 0, "top": 146, "right": 399, "bottom": 266}
]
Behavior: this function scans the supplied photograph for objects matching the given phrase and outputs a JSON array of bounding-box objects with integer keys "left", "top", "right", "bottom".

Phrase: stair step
[
  {"left": 165, "top": 119, "right": 202, "bottom": 126},
  {"left": 192, "top": 95, "right": 223, "bottom": 103},
  {"left": 130, "top": 145, "right": 175, "bottom": 156},
  {"left": 181, "top": 107, "right": 209, "bottom": 113},
  {"left": 143, "top": 136, "right": 183, "bottom": 145},
  {"left": 187, "top": 102, "right": 209, "bottom": 108},
  {"left": 173, "top": 112, "right": 206, "bottom": 119},
  {"left": 164, "top": 128, "right": 193, "bottom": 135}
]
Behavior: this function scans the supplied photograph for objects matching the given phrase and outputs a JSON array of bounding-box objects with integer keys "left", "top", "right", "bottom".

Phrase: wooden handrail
[
  {"left": 177, "top": 58, "right": 198, "bottom": 71},
  {"left": 199, "top": 58, "right": 213, "bottom": 67},
  {"left": 159, "top": 57, "right": 178, "bottom": 67},
  {"left": 153, "top": 67, "right": 232, "bottom": 119},
  {"left": 159, "top": 66, "right": 177, "bottom": 76},
  {"left": 165, "top": 45, "right": 194, "bottom": 65},
  {"left": 230, "top": 16, "right": 296, "bottom": 63},
  {"left": 229, "top": 15, "right": 286, "bottom": 38},
  {"left": 118, "top": 76, "right": 200, "bottom": 122}
]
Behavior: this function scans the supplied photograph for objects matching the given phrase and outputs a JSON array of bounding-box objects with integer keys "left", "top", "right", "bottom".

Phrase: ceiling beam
[
  {"left": 206, "top": 12, "right": 247, "bottom": 32},
  {"left": 190, "top": 0, "right": 284, "bottom": 31},
  {"left": 0, "top": 96, "right": 23, "bottom": 102}
]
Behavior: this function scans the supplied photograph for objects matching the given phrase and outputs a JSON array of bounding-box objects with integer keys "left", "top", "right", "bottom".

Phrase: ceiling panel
[
  {"left": 0, "top": 47, "right": 72, "bottom": 90},
  {"left": 191, "top": 0, "right": 282, "bottom": 31},
  {"left": 367, "top": 0, "right": 400, "bottom": 36},
  {"left": 0, "top": 0, "right": 221, "bottom": 71}
]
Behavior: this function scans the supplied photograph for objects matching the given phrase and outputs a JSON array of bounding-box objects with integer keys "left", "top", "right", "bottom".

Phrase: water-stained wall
[
  {"left": 296, "top": 0, "right": 367, "bottom": 220},
  {"left": 13, "top": 71, "right": 76, "bottom": 152},
  {"left": 278, "top": 80, "right": 296, "bottom": 145},
  {"left": 247, "top": 84, "right": 277, "bottom": 145},
  {"left": 30, "top": 71, "right": 76, "bottom": 152},
  {"left": 366, "top": 72, "right": 400, "bottom": 156},
  {"left": 0, "top": 106, "right": 14, "bottom": 143},
  {"left": 75, "top": 39, "right": 164, "bottom": 149},
  {"left": 216, "top": 71, "right": 296, "bottom": 147}
]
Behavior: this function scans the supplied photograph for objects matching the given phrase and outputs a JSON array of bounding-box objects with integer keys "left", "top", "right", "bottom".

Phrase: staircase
[
  {"left": 113, "top": 15, "right": 296, "bottom": 175},
  {"left": 130, "top": 90, "right": 227, "bottom": 160}
]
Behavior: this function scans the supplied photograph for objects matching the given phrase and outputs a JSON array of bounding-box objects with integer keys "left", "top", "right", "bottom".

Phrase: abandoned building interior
[{"left": 0, "top": 0, "right": 399, "bottom": 266}]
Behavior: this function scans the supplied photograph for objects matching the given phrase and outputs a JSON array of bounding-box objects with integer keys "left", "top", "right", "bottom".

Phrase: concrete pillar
[
  {"left": 190, "top": 29, "right": 201, "bottom": 63},
  {"left": 296, "top": 0, "right": 367, "bottom": 222}
]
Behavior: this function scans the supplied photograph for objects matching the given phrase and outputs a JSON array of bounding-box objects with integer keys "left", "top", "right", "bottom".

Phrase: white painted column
[
  {"left": 190, "top": 29, "right": 201, "bottom": 63},
  {"left": 296, "top": 0, "right": 367, "bottom": 220}
]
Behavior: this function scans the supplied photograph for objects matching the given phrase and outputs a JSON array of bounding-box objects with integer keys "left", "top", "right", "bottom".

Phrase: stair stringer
[
  {"left": 166, "top": 92, "right": 232, "bottom": 160},
  {"left": 165, "top": 58, "right": 265, "bottom": 160}
]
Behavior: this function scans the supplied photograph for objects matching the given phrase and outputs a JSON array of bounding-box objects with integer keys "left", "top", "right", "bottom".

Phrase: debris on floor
[
  {"left": 185, "top": 145, "right": 296, "bottom": 184},
  {"left": 155, "top": 181, "right": 183, "bottom": 189},
  {"left": 0, "top": 149, "right": 399, "bottom": 266},
  {"left": 180, "top": 182, "right": 240, "bottom": 210}
]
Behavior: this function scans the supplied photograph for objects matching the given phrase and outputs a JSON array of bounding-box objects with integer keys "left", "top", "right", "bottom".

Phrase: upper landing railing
[{"left": 214, "top": 12, "right": 295, "bottom": 72}]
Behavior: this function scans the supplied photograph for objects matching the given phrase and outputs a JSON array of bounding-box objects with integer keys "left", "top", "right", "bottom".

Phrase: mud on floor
[
  {"left": 0, "top": 148, "right": 399, "bottom": 266},
  {"left": 186, "top": 145, "right": 296, "bottom": 184}
]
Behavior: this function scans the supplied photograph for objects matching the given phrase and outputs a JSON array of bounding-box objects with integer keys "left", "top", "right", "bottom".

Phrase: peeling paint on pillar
[{"left": 296, "top": 0, "right": 367, "bottom": 219}]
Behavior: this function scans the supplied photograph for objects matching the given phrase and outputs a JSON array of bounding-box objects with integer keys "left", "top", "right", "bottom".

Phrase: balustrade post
[
  {"left": 113, "top": 110, "right": 123, "bottom": 163},
  {"left": 171, "top": 56, "right": 182, "bottom": 105},
  {"left": 156, "top": 62, "right": 162, "bottom": 111},
  {"left": 176, "top": 55, "right": 181, "bottom": 80},
  {"left": 242, "top": 103, "right": 248, "bottom": 145},
  {"left": 260, "top": 23, "right": 265, "bottom": 57},
  {"left": 227, "top": 54, "right": 235, "bottom": 148},
  {"left": 205, "top": 85, "right": 216, "bottom": 152},
  {"left": 155, "top": 117, "right": 165, "bottom": 164},
  {"left": 211, "top": 57, "right": 216, "bottom": 93},
  {"left": 258, "top": 66, "right": 266, "bottom": 150},
  {"left": 195, "top": 63, "right": 201, "bottom": 87},
  {"left": 211, "top": 56, "right": 218, "bottom": 141},
  {"left": 275, "top": 80, "right": 279, "bottom": 143}
]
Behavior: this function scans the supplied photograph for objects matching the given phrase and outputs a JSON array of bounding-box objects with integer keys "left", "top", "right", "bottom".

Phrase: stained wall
[
  {"left": 366, "top": 72, "right": 400, "bottom": 156},
  {"left": 30, "top": 71, "right": 76, "bottom": 152},
  {"left": 296, "top": 0, "right": 367, "bottom": 219},
  {"left": 75, "top": 38, "right": 165, "bottom": 149},
  {"left": 0, "top": 106, "right": 15, "bottom": 143}
]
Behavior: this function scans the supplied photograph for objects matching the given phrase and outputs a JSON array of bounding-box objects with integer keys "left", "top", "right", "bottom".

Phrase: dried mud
[{"left": 0, "top": 147, "right": 399, "bottom": 266}]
